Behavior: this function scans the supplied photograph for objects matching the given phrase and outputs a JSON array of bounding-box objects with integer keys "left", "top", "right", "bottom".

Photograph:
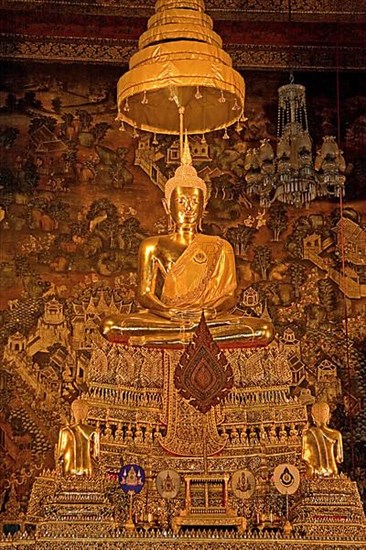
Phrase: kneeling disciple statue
[
  {"left": 57, "top": 399, "right": 100, "bottom": 476},
  {"left": 102, "top": 141, "right": 274, "bottom": 347},
  {"left": 302, "top": 401, "right": 343, "bottom": 478}
]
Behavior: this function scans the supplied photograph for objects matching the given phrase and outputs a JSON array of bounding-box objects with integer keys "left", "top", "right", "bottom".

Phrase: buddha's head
[
  {"left": 311, "top": 401, "right": 330, "bottom": 427},
  {"left": 71, "top": 398, "right": 89, "bottom": 424},
  {"left": 164, "top": 138, "right": 208, "bottom": 227}
]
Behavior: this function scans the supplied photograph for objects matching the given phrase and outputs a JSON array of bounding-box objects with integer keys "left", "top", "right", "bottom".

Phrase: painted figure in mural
[
  {"left": 102, "top": 140, "right": 274, "bottom": 346},
  {"left": 302, "top": 401, "right": 343, "bottom": 477},
  {"left": 57, "top": 399, "right": 99, "bottom": 476}
]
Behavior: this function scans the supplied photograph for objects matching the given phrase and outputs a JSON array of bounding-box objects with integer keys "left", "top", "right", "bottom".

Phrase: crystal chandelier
[{"left": 244, "top": 76, "right": 346, "bottom": 208}]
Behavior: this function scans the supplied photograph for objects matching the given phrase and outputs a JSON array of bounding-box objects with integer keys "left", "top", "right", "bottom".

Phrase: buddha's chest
[{"left": 155, "top": 238, "right": 189, "bottom": 274}]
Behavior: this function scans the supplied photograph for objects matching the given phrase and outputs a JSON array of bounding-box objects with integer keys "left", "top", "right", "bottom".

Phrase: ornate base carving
[
  {"left": 172, "top": 473, "right": 246, "bottom": 534},
  {"left": 290, "top": 475, "right": 366, "bottom": 541},
  {"left": 26, "top": 470, "right": 117, "bottom": 538}
]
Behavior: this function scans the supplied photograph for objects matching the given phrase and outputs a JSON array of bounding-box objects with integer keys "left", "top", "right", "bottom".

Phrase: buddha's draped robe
[
  {"left": 58, "top": 423, "right": 99, "bottom": 476},
  {"left": 102, "top": 233, "right": 274, "bottom": 345},
  {"left": 302, "top": 426, "right": 343, "bottom": 477},
  {"left": 161, "top": 234, "right": 236, "bottom": 311}
]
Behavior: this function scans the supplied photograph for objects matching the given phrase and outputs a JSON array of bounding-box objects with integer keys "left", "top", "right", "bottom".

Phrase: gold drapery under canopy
[{"left": 117, "top": 0, "right": 245, "bottom": 135}]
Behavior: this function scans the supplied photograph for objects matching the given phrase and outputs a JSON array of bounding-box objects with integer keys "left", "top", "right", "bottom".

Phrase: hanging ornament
[
  {"left": 195, "top": 86, "right": 203, "bottom": 100},
  {"left": 119, "top": 121, "right": 126, "bottom": 132},
  {"left": 232, "top": 99, "right": 240, "bottom": 111},
  {"left": 235, "top": 120, "right": 243, "bottom": 133},
  {"left": 222, "top": 127, "right": 229, "bottom": 140},
  {"left": 133, "top": 126, "right": 139, "bottom": 138},
  {"left": 123, "top": 98, "right": 130, "bottom": 112},
  {"left": 152, "top": 132, "right": 158, "bottom": 146},
  {"left": 141, "top": 90, "right": 148, "bottom": 105},
  {"left": 168, "top": 86, "right": 177, "bottom": 102},
  {"left": 218, "top": 90, "right": 226, "bottom": 104},
  {"left": 201, "top": 134, "right": 206, "bottom": 144}
]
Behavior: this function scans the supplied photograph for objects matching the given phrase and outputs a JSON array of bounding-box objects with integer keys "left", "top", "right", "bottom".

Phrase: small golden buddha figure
[
  {"left": 302, "top": 401, "right": 343, "bottom": 478},
  {"left": 57, "top": 399, "right": 100, "bottom": 476},
  {"left": 102, "top": 140, "right": 274, "bottom": 347}
]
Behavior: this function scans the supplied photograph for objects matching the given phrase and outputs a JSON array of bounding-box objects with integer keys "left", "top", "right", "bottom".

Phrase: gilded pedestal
[{"left": 290, "top": 475, "right": 366, "bottom": 541}]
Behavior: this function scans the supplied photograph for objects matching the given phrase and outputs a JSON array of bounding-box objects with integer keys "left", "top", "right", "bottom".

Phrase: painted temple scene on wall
[{"left": 0, "top": 0, "right": 365, "bottom": 548}]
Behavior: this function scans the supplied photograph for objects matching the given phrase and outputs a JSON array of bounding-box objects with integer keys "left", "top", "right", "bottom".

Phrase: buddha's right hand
[{"left": 170, "top": 309, "right": 210, "bottom": 325}]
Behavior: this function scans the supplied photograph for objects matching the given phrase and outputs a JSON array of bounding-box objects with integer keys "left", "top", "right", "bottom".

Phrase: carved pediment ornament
[{"left": 174, "top": 313, "right": 234, "bottom": 414}]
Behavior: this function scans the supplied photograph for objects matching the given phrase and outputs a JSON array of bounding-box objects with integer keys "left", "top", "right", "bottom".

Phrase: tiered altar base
[
  {"left": 2, "top": 343, "right": 366, "bottom": 548},
  {"left": 26, "top": 471, "right": 117, "bottom": 539},
  {"left": 290, "top": 475, "right": 366, "bottom": 541}
]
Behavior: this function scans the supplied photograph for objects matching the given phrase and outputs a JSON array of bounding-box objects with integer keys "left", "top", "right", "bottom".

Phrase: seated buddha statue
[
  {"left": 102, "top": 141, "right": 274, "bottom": 347},
  {"left": 302, "top": 401, "right": 343, "bottom": 478}
]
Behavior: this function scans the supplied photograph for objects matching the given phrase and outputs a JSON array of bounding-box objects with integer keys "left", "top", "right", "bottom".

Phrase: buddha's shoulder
[
  {"left": 139, "top": 234, "right": 177, "bottom": 253},
  {"left": 139, "top": 235, "right": 163, "bottom": 248}
]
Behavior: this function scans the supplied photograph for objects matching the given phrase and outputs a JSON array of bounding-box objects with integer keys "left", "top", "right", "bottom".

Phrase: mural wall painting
[{"left": 0, "top": 63, "right": 365, "bottom": 515}]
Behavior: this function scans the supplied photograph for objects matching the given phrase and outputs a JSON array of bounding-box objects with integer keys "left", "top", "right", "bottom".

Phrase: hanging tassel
[
  {"left": 218, "top": 90, "right": 226, "bottom": 103},
  {"left": 195, "top": 86, "right": 203, "bottom": 100}
]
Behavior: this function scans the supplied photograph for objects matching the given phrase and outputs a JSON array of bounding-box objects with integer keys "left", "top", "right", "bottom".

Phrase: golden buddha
[
  {"left": 102, "top": 141, "right": 274, "bottom": 347},
  {"left": 302, "top": 401, "right": 343, "bottom": 478},
  {"left": 57, "top": 399, "right": 100, "bottom": 476}
]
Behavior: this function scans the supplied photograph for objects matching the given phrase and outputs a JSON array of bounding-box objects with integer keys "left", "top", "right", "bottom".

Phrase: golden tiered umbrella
[{"left": 117, "top": 0, "right": 245, "bottom": 150}]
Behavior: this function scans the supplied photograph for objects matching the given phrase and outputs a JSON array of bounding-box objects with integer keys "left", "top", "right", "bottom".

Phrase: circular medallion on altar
[
  {"left": 273, "top": 463, "right": 300, "bottom": 495},
  {"left": 231, "top": 469, "right": 256, "bottom": 499},
  {"left": 119, "top": 464, "right": 145, "bottom": 494},
  {"left": 156, "top": 469, "right": 181, "bottom": 499}
]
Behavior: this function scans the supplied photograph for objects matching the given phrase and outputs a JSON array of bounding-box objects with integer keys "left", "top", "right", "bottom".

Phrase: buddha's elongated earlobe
[
  {"left": 198, "top": 206, "right": 208, "bottom": 231},
  {"left": 168, "top": 214, "right": 175, "bottom": 232},
  {"left": 162, "top": 198, "right": 169, "bottom": 215},
  {"left": 162, "top": 198, "right": 175, "bottom": 232}
]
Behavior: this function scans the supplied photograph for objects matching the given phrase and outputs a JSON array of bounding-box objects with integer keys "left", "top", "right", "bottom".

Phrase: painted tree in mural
[
  {"left": 91, "top": 122, "right": 111, "bottom": 144},
  {"left": 28, "top": 115, "right": 57, "bottom": 135},
  {"left": 86, "top": 199, "right": 119, "bottom": 247},
  {"left": 51, "top": 97, "right": 62, "bottom": 114},
  {"left": 16, "top": 160, "right": 40, "bottom": 194},
  {"left": 317, "top": 277, "right": 340, "bottom": 322},
  {"left": 119, "top": 217, "right": 146, "bottom": 255},
  {"left": 267, "top": 203, "right": 288, "bottom": 241},
  {"left": 18, "top": 91, "right": 42, "bottom": 111},
  {"left": 210, "top": 174, "right": 237, "bottom": 200},
  {"left": 286, "top": 216, "right": 313, "bottom": 259},
  {"left": 0, "top": 167, "right": 16, "bottom": 192},
  {"left": 4, "top": 92, "right": 17, "bottom": 111},
  {"left": 251, "top": 246, "right": 272, "bottom": 280},
  {"left": 76, "top": 110, "right": 93, "bottom": 131},
  {"left": 108, "top": 147, "right": 134, "bottom": 188},
  {"left": 226, "top": 225, "right": 256, "bottom": 257},
  {"left": 14, "top": 255, "right": 50, "bottom": 298},
  {"left": 0, "top": 127, "right": 19, "bottom": 149},
  {"left": 288, "top": 263, "right": 307, "bottom": 299}
]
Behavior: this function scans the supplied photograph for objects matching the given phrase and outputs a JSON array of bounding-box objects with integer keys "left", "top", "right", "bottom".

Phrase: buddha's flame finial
[{"left": 181, "top": 131, "right": 192, "bottom": 166}]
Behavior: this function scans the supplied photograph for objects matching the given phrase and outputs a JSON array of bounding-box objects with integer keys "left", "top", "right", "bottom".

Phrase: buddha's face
[{"left": 169, "top": 186, "right": 204, "bottom": 227}]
